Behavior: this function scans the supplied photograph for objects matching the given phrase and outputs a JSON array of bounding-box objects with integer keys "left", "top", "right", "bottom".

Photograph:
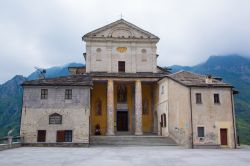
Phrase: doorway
[
  {"left": 117, "top": 111, "right": 128, "bottom": 131},
  {"left": 220, "top": 128, "right": 228, "bottom": 145}
]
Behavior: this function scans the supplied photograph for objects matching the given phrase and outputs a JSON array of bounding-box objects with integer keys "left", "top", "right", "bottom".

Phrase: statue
[{"left": 117, "top": 85, "right": 127, "bottom": 102}]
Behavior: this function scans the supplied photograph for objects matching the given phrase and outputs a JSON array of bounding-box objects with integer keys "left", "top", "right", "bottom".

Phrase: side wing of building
[
  {"left": 157, "top": 71, "right": 237, "bottom": 148},
  {"left": 20, "top": 75, "right": 92, "bottom": 146}
]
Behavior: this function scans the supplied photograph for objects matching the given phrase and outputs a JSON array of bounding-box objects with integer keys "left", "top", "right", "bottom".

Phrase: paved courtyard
[{"left": 0, "top": 146, "right": 250, "bottom": 166}]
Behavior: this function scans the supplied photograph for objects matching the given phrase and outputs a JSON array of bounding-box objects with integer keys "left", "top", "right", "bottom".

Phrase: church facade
[{"left": 20, "top": 19, "right": 237, "bottom": 148}]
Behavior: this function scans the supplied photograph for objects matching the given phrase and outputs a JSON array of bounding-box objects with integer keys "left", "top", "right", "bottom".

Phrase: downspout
[
  {"left": 189, "top": 87, "right": 194, "bottom": 149},
  {"left": 230, "top": 88, "right": 237, "bottom": 149}
]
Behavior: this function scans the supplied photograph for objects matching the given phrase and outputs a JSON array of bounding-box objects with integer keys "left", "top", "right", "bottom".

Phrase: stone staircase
[{"left": 90, "top": 135, "right": 177, "bottom": 146}]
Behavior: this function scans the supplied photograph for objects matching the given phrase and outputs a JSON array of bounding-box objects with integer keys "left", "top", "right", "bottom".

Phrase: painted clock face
[{"left": 116, "top": 47, "right": 127, "bottom": 53}]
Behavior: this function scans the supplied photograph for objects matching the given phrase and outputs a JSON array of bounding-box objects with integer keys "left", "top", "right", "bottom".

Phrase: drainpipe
[
  {"left": 189, "top": 87, "right": 194, "bottom": 149},
  {"left": 230, "top": 88, "right": 237, "bottom": 149}
]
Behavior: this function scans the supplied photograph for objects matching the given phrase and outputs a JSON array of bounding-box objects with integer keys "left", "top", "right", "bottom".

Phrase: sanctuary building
[{"left": 20, "top": 19, "right": 237, "bottom": 148}]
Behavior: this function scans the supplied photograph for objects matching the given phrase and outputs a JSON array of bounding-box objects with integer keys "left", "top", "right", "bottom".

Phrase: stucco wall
[
  {"left": 191, "top": 87, "right": 236, "bottom": 148},
  {"left": 85, "top": 41, "right": 157, "bottom": 73},
  {"left": 20, "top": 86, "right": 90, "bottom": 144},
  {"left": 157, "top": 78, "right": 169, "bottom": 137},
  {"left": 167, "top": 79, "right": 192, "bottom": 148}
]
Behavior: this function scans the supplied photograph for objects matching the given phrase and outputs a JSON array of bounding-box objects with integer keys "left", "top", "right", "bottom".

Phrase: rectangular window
[
  {"left": 41, "top": 89, "right": 48, "bottom": 99},
  {"left": 197, "top": 127, "right": 205, "bottom": 137},
  {"left": 65, "top": 89, "right": 72, "bottom": 100},
  {"left": 195, "top": 93, "right": 202, "bottom": 104},
  {"left": 64, "top": 130, "right": 73, "bottom": 142},
  {"left": 214, "top": 93, "right": 220, "bottom": 104},
  {"left": 56, "top": 130, "right": 72, "bottom": 142},
  {"left": 37, "top": 130, "right": 46, "bottom": 142},
  {"left": 118, "top": 61, "right": 125, "bottom": 72}
]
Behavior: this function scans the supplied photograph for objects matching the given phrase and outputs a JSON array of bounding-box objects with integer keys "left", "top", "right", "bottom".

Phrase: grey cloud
[{"left": 1, "top": 0, "right": 250, "bottom": 83}]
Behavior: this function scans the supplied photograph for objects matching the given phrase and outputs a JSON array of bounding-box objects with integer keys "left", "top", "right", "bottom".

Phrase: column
[
  {"left": 107, "top": 79, "right": 114, "bottom": 135},
  {"left": 135, "top": 80, "right": 143, "bottom": 135}
]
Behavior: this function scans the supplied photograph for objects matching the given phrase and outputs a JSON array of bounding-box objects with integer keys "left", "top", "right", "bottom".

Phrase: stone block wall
[{"left": 20, "top": 86, "right": 90, "bottom": 144}]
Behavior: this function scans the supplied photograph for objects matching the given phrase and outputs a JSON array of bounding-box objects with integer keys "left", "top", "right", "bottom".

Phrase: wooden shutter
[{"left": 57, "top": 131, "right": 65, "bottom": 142}]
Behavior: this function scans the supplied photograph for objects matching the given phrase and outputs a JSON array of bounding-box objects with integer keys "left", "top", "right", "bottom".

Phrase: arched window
[
  {"left": 163, "top": 113, "right": 166, "bottom": 127},
  {"left": 141, "top": 49, "right": 147, "bottom": 62},
  {"left": 96, "top": 48, "right": 102, "bottom": 61},
  {"left": 95, "top": 98, "right": 102, "bottom": 116},
  {"left": 49, "top": 113, "right": 62, "bottom": 124},
  {"left": 160, "top": 113, "right": 167, "bottom": 128}
]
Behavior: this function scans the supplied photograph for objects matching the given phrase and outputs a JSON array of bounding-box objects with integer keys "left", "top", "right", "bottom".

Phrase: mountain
[
  {"left": 0, "top": 62, "right": 83, "bottom": 137},
  {"left": 171, "top": 55, "right": 250, "bottom": 144},
  {"left": 0, "top": 75, "right": 26, "bottom": 137},
  {"left": 27, "top": 62, "right": 83, "bottom": 80}
]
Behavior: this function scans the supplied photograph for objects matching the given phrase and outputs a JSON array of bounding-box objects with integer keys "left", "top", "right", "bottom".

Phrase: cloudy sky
[{"left": 1, "top": 0, "right": 250, "bottom": 83}]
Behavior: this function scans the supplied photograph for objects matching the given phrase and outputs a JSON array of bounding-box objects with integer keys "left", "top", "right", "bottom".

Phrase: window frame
[
  {"left": 56, "top": 130, "right": 72, "bottom": 142},
  {"left": 195, "top": 93, "right": 202, "bottom": 104},
  {"left": 197, "top": 126, "right": 205, "bottom": 138},
  {"left": 214, "top": 93, "right": 220, "bottom": 104},
  {"left": 118, "top": 61, "right": 125, "bottom": 72},
  {"left": 37, "top": 130, "right": 46, "bottom": 142},
  {"left": 41, "top": 89, "right": 48, "bottom": 100},
  {"left": 65, "top": 89, "right": 72, "bottom": 100},
  {"left": 49, "top": 113, "right": 62, "bottom": 125}
]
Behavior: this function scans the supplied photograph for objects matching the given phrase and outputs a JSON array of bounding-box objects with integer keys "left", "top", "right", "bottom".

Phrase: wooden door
[
  {"left": 57, "top": 131, "right": 65, "bottom": 142},
  {"left": 37, "top": 130, "right": 46, "bottom": 142},
  {"left": 117, "top": 111, "right": 128, "bottom": 131},
  {"left": 220, "top": 128, "right": 228, "bottom": 145}
]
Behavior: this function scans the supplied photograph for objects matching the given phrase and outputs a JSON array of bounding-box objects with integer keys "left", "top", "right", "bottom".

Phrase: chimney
[{"left": 205, "top": 75, "right": 213, "bottom": 84}]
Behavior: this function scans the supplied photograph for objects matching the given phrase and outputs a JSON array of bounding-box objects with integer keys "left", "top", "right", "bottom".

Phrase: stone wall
[
  {"left": 159, "top": 77, "right": 236, "bottom": 148},
  {"left": 191, "top": 87, "right": 236, "bottom": 148},
  {"left": 20, "top": 86, "right": 90, "bottom": 144}
]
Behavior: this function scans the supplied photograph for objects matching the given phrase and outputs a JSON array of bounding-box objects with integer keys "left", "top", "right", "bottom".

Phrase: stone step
[{"left": 90, "top": 135, "right": 177, "bottom": 146}]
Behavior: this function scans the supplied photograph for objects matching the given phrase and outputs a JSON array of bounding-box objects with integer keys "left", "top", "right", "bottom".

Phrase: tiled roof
[
  {"left": 22, "top": 75, "right": 92, "bottom": 86},
  {"left": 167, "top": 71, "right": 232, "bottom": 87}
]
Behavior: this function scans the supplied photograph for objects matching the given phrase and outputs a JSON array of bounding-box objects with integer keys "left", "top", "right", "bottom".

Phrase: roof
[
  {"left": 22, "top": 75, "right": 92, "bottom": 87},
  {"left": 89, "top": 72, "right": 169, "bottom": 78},
  {"left": 83, "top": 19, "right": 159, "bottom": 40},
  {"left": 167, "top": 71, "right": 232, "bottom": 88}
]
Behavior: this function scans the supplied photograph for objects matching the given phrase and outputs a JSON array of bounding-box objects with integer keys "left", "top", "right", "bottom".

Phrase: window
[
  {"left": 49, "top": 113, "right": 62, "bottom": 124},
  {"left": 64, "top": 130, "right": 73, "bottom": 142},
  {"left": 41, "top": 89, "right": 48, "bottom": 99},
  {"left": 161, "top": 85, "right": 164, "bottom": 95},
  {"left": 197, "top": 127, "right": 205, "bottom": 137},
  {"left": 141, "top": 49, "right": 147, "bottom": 62},
  {"left": 214, "top": 94, "right": 220, "bottom": 104},
  {"left": 96, "top": 48, "right": 102, "bottom": 61},
  {"left": 118, "top": 61, "right": 125, "bottom": 72},
  {"left": 195, "top": 93, "right": 202, "bottom": 104},
  {"left": 163, "top": 113, "right": 166, "bottom": 127},
  {"left": 56, "top": 130, "right": 72, "bottom": 142},
  {"left": 160, "top": 113, "right": 167, "bottom": 128},
  {"left": 37, "top": 130, "right": 46, "bottom": 142},
  {"left": 65, "top": 89, "right": 72, "bottom": 100}
]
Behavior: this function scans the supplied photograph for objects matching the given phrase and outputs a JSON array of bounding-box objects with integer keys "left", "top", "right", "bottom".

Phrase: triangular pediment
[{"left": 83, "top": 19, "right": 159, "bottom": 40}]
